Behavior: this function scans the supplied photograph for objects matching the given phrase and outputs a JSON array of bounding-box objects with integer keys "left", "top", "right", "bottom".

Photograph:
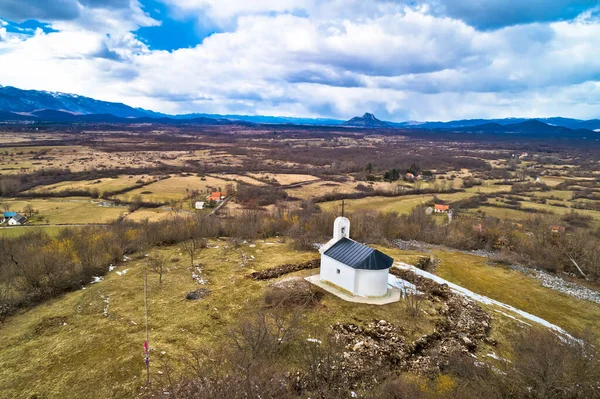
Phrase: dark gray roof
[
  {"left": 11, "top": 215, "right": 26, "bottom": 223},
  {"left": 324, "top": 238, "right": 393, "bottom": 270}
]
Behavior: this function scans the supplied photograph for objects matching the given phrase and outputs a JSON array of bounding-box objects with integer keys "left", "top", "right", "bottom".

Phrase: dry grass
[
  {"left": 211, "top": 173, "right": 268, "bottom": 186},
  {"left": 2, "top": 198, "right": 127, "bottom": 224},
  {"left": 248, "top": 173, "right": 320, "bottom": 185},
  {"left": 319, "top": 192, "right": 476, "bottom": 214},
  {"left": 27, "top": 175, "right": 149, "bottom": 195},
  {"left": 379, "top": 247, "right": 600, "bottom": 344},
  {"left": 116, "top": 175, "right": 229, "bottom": 203},
  {"left": 0, "top": 240, "right": 435, "bottom": 398}
]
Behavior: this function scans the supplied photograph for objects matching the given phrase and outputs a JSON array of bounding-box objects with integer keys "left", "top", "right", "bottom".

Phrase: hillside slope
[{"left": 0, "top": 85, "right": 150, "bottom": 118}]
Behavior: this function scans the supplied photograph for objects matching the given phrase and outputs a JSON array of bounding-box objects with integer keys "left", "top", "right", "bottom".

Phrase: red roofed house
[
  {"left": 434, "top": 204, "right": 450, "bottom": 213},
  {"left": 207, "top": 191, "right": 224, "bottom": 202},
  {"left": 551, "top": 225, "right": 566, "bottom": 234}
]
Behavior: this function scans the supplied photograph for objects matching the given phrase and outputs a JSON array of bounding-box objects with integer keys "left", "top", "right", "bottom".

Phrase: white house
[
  {"left": 8, "top": 214, "right": 26, "bottom": 226},
  {"left": 195, "top": 201, "right": 205, "bottom": 210},
  {"left": 318, "top": 217, "right": 393, "bottom": 297}
]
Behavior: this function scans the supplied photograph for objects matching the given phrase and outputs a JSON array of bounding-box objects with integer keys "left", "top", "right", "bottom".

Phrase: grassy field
[
  {"left": 464, "top": 184, "right": 512, "bottom": 194},
  {"left": 27, "top": 175, "right": 149, "bottom": 195},
  {"left": 525, "top": 190, "right": 573, "bottom": 200},
  {"left": 429, "top": 251, "right": 600, "bottom": 338},
  {"left": 319, "top": 192, "right": 476, "bottom": 214},
  {"left": 287, "top": 180, "right": 363, "bottom": 199},
  {"left": 0, "top": 241, "right": 435, "bottom": 398},
  {"left": 211, "top": 173, "right": 268, "bottom": 186},
  {"left": 124, "top": 207, "right": 179, "bottom": 222},
  {"left": 116, "top": 175, "right": 229, "bottom": 203},
  {"left": 481, "top": 199, "right": 600, "bottom": 224},
  {"left": 248, "top": 173, "right": 320, "bottom": 185},
  {"left": 378, "top": 247, "right": 600, "bottom": 345},
  {"left": 2, "top": 240, "right": 597, "bottom": 398},
  {"left": 0, "top": 225, "right": 74, "bottom": 237},
  {"left": 2, "top": 198, "right": 128, "bottom": 224}
]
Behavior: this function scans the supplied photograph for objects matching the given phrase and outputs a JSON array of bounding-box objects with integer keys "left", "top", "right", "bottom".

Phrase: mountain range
[{"left": 1, "top": 85, "right": 600, "bottom": 132}]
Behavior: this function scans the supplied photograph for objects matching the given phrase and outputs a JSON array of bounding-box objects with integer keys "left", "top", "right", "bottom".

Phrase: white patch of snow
[
  {"left": 101, "top": 295, "right": 110, "bottom": 317},
  {"left": 306, "top": 338, "right": 322, "bottom": 344},
  {"left": 116, "top": 269, "right": 128, "bottom": 276},
  {"left": 395, "top": 263, "right": 579, "bottom": 342},
  {"left": 387, "top": 275, "right": 419, "bottom": 296},
  {"left": 91, "top": 276, "right": 103, "bottom": 284},
  {"left": 494, "top": 310, "right": 532, "bottom": 326},
  {"left": 123, "top": 255, "right": 131, "bottom": 261},
  {"left": 350, "top": 391, "right": 357, "bottom": 398},
  {"left": 108, "top": 264, "right": 116, "bottom": 272}
]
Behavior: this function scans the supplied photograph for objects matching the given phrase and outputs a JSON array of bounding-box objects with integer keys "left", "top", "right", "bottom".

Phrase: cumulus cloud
[{"left": 0, "top": 0, "right": 599, "bottom": 120}]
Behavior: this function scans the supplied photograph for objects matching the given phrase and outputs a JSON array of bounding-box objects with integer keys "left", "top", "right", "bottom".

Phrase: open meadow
[{"left": 0, "top": 126, "right": 599, "bottom": 398}]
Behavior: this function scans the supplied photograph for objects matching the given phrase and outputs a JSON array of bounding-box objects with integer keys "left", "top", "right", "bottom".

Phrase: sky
[{"left": 0, "top": 0, "right": 599, "bottom": 121}]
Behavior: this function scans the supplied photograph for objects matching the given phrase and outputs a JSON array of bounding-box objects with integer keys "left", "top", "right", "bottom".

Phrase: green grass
[
  {"left": 421, "top": 251, "right": 600, "bottom": 339},
  {"left": 116, "top": 175, "right": 229, "bottom": 203},
  {"left": 319, "top": 192, "right": 476, "bottom": 214},
  {"left": 3, "top": 198, "right": 127, "bottom": 224}
]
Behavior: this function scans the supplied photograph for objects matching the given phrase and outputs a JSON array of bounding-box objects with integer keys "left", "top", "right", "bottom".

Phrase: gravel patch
[
  {"left": 509, "top": 265, "right": 600, "bottom": 304},
  {"left": 393, "top": 239, "right": 600, "bottom": 305}
]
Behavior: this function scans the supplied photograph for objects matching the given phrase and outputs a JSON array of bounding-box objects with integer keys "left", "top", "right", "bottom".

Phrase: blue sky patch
[{"left": 135, "top": 0, "right": 217, "bottom": 51}]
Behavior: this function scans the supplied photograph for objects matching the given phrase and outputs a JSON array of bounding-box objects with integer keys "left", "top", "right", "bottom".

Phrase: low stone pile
[
  {"left": 246, "top": 259, "right": 319, "bottom": 280},
  {"left": 186, "top": 288, "right": 211, "bottom": 300},
  {"left": 333, "top": 269, "right": 493, "bottom": 376}
]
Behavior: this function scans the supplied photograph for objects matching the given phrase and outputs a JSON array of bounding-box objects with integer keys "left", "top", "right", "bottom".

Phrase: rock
[
  {"left": 186, "top": 288, "right": 211, "bottom": 300},
  {"left": 353, "top": 341, "right": 365, "bottom": 351}
]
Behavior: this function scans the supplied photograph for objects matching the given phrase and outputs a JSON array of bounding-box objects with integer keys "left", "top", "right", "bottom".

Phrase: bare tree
[
  {"left": 181, "top": 236, "right": 207, "bottom": 268},
  {"left": 23, "top": 204, "right": 35, "bottom": 218},
  {"left": 1, "top": 201, "right": 10, "bottom": 213},
  {"left": 148, "top": 255, "right": 167, "bottom": 284}
]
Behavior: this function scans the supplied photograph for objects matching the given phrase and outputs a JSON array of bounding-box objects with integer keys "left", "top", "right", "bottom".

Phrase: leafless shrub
[
  {"left": 147, "top": 255, "right": 167, "bottom": 284},
  {"left": 405, "top": 290, "right": 424, "bottom": 318},
  {"left": 181, "top": 237, "right": 207, "bottom": 268},
  {"left": 447, "top": 327, "right": 600, "bottom": 399}
]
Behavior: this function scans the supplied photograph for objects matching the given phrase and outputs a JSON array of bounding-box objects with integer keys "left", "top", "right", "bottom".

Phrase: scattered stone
[
  {"left": 510, "top": 264, "right": 600, "bottom": 304},
  {"left": 186, "top": 288, "right": 211, "bottom": 300},
  {"left": 332, "top": 273, "right": 492, "bottom": 377}
]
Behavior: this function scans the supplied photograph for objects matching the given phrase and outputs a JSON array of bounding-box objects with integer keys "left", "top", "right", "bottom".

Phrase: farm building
[
  {"left": 434, "top": 204, "right": 450, "bottom": 213},
  {"left": 318, "top": 217, "right": 394, "bottom": 297},
  {"left": 195, "top": 201, "right": 205, "bottom": 209},
  {"left": 551, "top": 225, "right": 566, "bottom": 234},
  {"left": 3, "top": 212, "right": 17, "bottom": 222},
  {"left": 207, "top": 192, "right": 224, "bottom": 202},
  {"left": 8, "top": 214, "right": 26, "bottom": 225}
]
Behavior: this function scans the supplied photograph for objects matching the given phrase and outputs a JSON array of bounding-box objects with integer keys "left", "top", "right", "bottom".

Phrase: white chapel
[{"left": 318, "top": 216, "right": 394, "bottom": 297}]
